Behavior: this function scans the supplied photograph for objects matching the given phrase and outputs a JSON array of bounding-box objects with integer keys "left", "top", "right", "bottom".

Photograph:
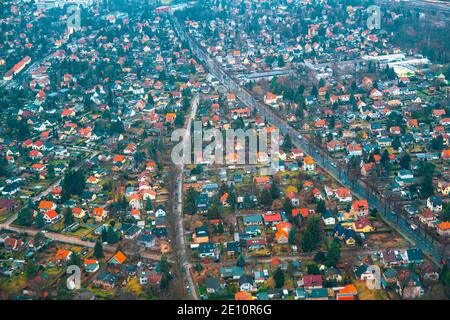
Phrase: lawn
[
  {"left": 354, "top": 279, "right": 392, "bottom": 300},
  {"left": 0, "top": 274, "right": 27, "bottom": 295}
]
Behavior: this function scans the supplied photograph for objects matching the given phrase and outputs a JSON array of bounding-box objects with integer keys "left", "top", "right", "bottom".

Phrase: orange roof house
[
  {"left": 38, "top": 200, "right": 55, "bottom": 211},
  {"left": 352, "top": 199, "right": 369, "bottom": 213},
  {"left": 112, "top": 155, "right": 126, "bottom": 163},
  {"left": 437, "top": 222, "right": 450, "bottom": 236},
  {"left": 336, "top": 284, "right": 357, "bottom": 300},
  {"left": 254, "top": 176, "right": 270, "bottom": 184},
  {"left": 292, "top": 208, "right": 310, "bottom": 219},
  {"left": 165, "top": 113, "right": 176, "bottom": 123},
  {"left": 109, "top": 251, "right": 127, "bottom": 265},
  {"left": 55, "top": 249, "right": 72, "bottom": 261},
  {"left": 235, "top": 291, "right": 255, "bottom": 300},
  {"left": 441, "top": 150, "right": 450, "bottom": 159}
]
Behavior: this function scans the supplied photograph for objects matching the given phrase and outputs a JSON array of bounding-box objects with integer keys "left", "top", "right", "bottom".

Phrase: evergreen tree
[
  {"left": 64, "top": 207, "right": 74, "bottom": 226},
  {"left": 273, "top": 267, "right": 285, "bottom": 288},
  {"left": 36, "top": 211, "right": 45, "bottom": 228},
  {"left": 94, "top": 240, "right": 104, "bottom": 259}
]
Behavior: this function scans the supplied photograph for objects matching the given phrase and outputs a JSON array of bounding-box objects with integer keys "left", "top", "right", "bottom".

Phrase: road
[
  {"left": 170, "top": 11, "right": 444, "bottom": 265},
  {"left": 172, "top": 93, "right": 200, "bottom": 300}
]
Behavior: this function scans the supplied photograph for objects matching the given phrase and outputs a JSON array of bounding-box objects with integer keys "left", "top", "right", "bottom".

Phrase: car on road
[
  {"left": 410, "top": 223, "right": 418, "bottom": 231},
  {"left": 330, "top": 162, "right": 337, "bottom": 168}
]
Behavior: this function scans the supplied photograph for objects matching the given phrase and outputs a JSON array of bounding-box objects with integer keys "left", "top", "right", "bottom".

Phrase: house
[
  {"left": 396, "top": 270, "right": 424, "bottom": 299},
  {"left": 155, "top": 206, "right": 166, "bottom": 218},
  {"left": 55, "top": 249, "right": 73, "bottom": 263},
  {"left": 334, "top": 224, "right": 357, "bottom": 246},
  {"left": 347, "top": 143, "right": 362, "bottom": 156},
  {"left": 437, "top": 222, "right": 450, "bottom": 237},
  {"left": 43, "top": 210, "right": 60, "bottom": 224},
  {"left": 354, "top": 264, "right": 374, "bottom": 281},
  {"left": 4, "top": 237, "right": 24, "bottom": 251},
  {"left": 93, "top": 271, "right": 117, "bottom": 289},
  {"left": 396, "top": 170, "right": 414, "bottom": 186},
  {"left": 303, "top": 275, "right": 323, "bottom": 289},
  {"left": 335, "top": 188, "right": 352, "bottom": 203},
  {"left": 84, "top": 259, "right": 100, "bottom": 273},
  {"left": 109, "top": 251, "right": 127, "bottom": 265},
  {"left": 239, "top": 274, "right": 256, "bottom": 292},
  {"left": 92, "top": 207, "right": 107, "bottom": 222},
  {"left": 302, "top": 156, "right": 316, "bottom": 171},
  {"left": 198, "top": 242, "right": 215, "bottom": 258},
  {"left": 38, "top": 200, "right": 56, "bottom": 212},
  {"left": 307, "top": 288, "right": 329, "bottom": 300},
  {"left": 263, "top": 212, "right": 282, "bottom": 226},
  {"left": 193, "top": 226, "right": 209, "bottom": 244},
  {"left": 336, "top": 284, "right": 357, "bottom": 300},
  {"left": 275, "top": 221, "right": 292, "bottom": 244},
  {"left": 382, "top": 268, "right": 399, "bottom": 289},
  {"left": 427, "top": 196, "right": 443, "bottom": 212},
  {"left": 137, "top": 234, "right": 156, "bottom": 248},
  {"left": 322, "top": 211, "right": 336, "bottom": 226},
  {"left": 351, "top": 199, "right": 369, "bottom": 217},
  {"left": 225, "top": 241, "right": 240, "bottom": 256},
  {"left": 437, "top": 181, "right": 450, "bottom": 195},
  {"left": 220, "top": 266, "right": 244, "bottom": 280},
  {"left": 352, "top": 218, "right": 374, "bottom": 233},
  {"left": 205, "top": 277, "right": 221, "bottom": 294},
  {"left": 406, "top": 248, "right": 424, "bottom": 264},
  {"left": 243, "top": 214, "right": 263, "bottom": 226},
  {"left": 72, "top": 207, "right": 86, "bottom": 219},
  {"left": 234, "top": 291, "right": 255, "bottom": 300}
]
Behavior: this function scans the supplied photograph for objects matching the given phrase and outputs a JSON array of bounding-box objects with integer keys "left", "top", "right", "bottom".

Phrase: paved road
[
  {"left": 172, "top": 93, "right": 200, "bottom": 300},
  {"left": 170, "top": 12, "right": 444, "bottom": 265}
]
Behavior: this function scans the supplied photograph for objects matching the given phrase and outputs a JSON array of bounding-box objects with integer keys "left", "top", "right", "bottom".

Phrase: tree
[
  {"left": 18, "top": 118, "right": 30, "bottom": 141},
  {"left": 307, "top": 263, "right": 320, "bottom": 275},
  {"left": 316, "top": 200, "right": 326, "bottom": 214},
  {"left": 399, "top": 153, "right": 411, "bottom": 170},
  {"left": 314, "top": 251, "right": 327, "bottom": 264},
  {"left": 102, "top": 226, "right": 119, "bottom": 244},
  {"left": 35, "top": 211, "right": 45, "bottom": 228},
  {"left": 283, "top": 198, "right": 293, "bottom": 219},
  {"left": 260, "top": 188, "right": 273, "bottom": 207},
  {"left": 94, "top": 240, "right": 104, "bottom": 259},
  {"left": 34, "top": 232, "right": 46, "bottom": 247},
  {"left": 25, "top": 262, "right": 39, "bottom": 280},
  {"left": 270, "top": 180, "right": 280, "bottom": 199},
  {"left": 420, "top": 173, "right": 434, "bottom": 198},
  {"left": 325, "top": 240, "right": 341, "bottom": 267},
  {"left": 17, "top": 208, "right": 33, "bottom": 226},
  {"left": 64, "top": 207, "right": 74, "bottom": 226},
  {"left": 62, "top": 169, "right": 86, "bottom": 202},
  {"left": 273, "top": 267, "right": 285, "bottom": 288},
  {"left": 277, "top": 55, "right": 285, "bottom": 68},
  {"left": 174, "top": 111, "right": 185, "bottom": 128},
  {"left": 184, "top": 187, "right": 199, "bottom": 215},
  {"left": 236, "top": 254, "right": 245, "bottom": 267},
  {"left": 301, "top": 216, "right": 323, "bottom": 252},
  {"left": 282, "top": 133, "right": 293, "bottom": 152},
  {"left": 145, "top": 199, "right": 153, "bottom": 211},
  {"left": 217, "top": 222, "right": 224, "bottom": 234},
  {"left": 392, "top": 136, "right": 401, "bottom": 150},
  {"left": 69, "top": 252, "right": 82, "bottom": 266}
]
